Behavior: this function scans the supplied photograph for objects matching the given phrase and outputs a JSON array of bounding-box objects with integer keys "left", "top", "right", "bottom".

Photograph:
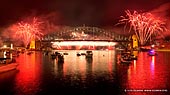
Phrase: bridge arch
[{"left": 42, "top": 26, "right": 131, "bottom": 41}]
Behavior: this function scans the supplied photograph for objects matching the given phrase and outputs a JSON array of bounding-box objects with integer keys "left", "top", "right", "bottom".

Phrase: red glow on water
[
  {"left": 150, "top": 56, "right": 155, "bottom": 76},
  {"left": 14, "top": 52, "right": 42, "bottom": 94},
  {"left": 127, "top": 53, "right": 151, "bottom": 89},
  {"left": 108, "top": 51, "right": 115, "bottom": 75},
  {"left": 126, "top": 52, "right": 169, "bottom": 95},
  {"left": 62, "top": 53, "right": 86, "bottom": 78},
  {"left": 133, "top": 60, "right": 137, "bottom": 72}
]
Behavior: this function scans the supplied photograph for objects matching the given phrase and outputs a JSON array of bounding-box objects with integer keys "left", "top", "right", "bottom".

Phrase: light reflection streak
[
  {"left": 133, "top": 60, "right": 137, "bottom": 73},
  {"left": 108, "top": 51, "right": 113, "bottom": 73},
  {"left": 53, "top": 59, "right": 58, "bottom": 75},
  {"left": 127, "top": 52, "right": 146, "bottom": 89},
  {"left": 3, "top": 51, "right": 7, "bottom": 58},
  {"left": 58, "top": 50, "right": 116, "bottom": 81},
  {"left": 150, "top": 56, "right": 155, "bottom": 77},
  {"left": 62, "top": 51, "right": 86, "bottom": 78},
  {"left": 126, "top": 52, "right": 169, "bottom": 90},
  {"left": 15, "top": 52, "right": 41, "bottom": 95}
]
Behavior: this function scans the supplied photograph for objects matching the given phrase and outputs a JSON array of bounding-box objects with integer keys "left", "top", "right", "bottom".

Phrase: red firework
[
  {"left": 118, "top": 10, "right": 167, "bottom": 45},
  {"left": 13, "top": 17, "right": 44, "bottom": 47}
]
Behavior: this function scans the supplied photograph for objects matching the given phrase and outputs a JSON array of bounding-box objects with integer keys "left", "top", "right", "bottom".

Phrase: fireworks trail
[
  {"left": 12, "top": 17, "right": 44, "bottom": 47},
  {"left": 118, "top": 10, "right": 167, "bottom": 45}
]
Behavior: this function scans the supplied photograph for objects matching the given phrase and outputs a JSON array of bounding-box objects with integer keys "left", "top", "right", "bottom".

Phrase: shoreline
[{"left": 155, "top": 49, "right": 170, "bottom": 52}]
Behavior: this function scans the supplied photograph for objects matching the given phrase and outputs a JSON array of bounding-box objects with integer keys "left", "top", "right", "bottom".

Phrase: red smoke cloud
[{"left": 150, "top": 3, "right": 170, "bottom": 35}]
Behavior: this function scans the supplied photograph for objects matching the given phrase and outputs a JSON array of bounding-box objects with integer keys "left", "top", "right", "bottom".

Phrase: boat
[
  {"left": 121, "top": 50, "right": 138, "bottom": 60},
  {"left": 81, "top": 53, "right": 86, "bottom": 55},
  {"left": 119, "top": 52, "right": 132, "bottom": 64},
  {"left": 120, "top": 57, "right": 132, "bottom": 64},
  {"left": 121, "top": 51, "right": 131, "bottom": 55},
  {"left": 140, "top": 47, "right": 151, "bottom": 52},
  {"left": 57, "top": 54, "right": 64, "bottom": 63},
  {"left": 0, "top": 63, "right": 19, "bottom": 73},
  {"left": 51, "top": 53, "right": 56, "bottom": 59},
  {"left": 86, "top": 51, "right": 93, "bottom": 58},
  {"left": 55, "top": 51, "right": 60, "bottom": 55},
  {"left": 148, "top": 49, "right": 157, "bottom": 56},
  {"left": 76, "top": 52, "right": 81, "bottom": 56},
  {"left": 27, "top": 51, "right": 33, "bottom": 55},
  {"left": 63, "top": 52, "right": 68, "bottom": 55}
]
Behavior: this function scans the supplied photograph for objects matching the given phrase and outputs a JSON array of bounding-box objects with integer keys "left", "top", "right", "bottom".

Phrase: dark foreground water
[{"left": 0, "top": 50, "right": 169, "bottom": 95}]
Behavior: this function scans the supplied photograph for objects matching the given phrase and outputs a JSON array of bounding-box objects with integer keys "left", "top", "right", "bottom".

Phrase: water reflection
[
  {"left": 125, "top": 52, "right": 170, "bottom": 95},
  {"left": 14, "top": 51, "right": 42, "bottom": 95},
  {"left": 0, "top": 50, "right": 169, "bottom": 95},
  {"left": 85, "top": 57, "right": 93, "bottom": 78},
  {"left": 0, "top": 70, "right": 18, "bottom": 94},
  {"left": 57, "top": 61, "right": 64, "bottom": 76},
  {"left": 150, "top": 56, "right": 155, "bottom": 77}
]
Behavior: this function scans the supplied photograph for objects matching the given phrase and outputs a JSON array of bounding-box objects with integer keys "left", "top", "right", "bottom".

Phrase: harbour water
[{"left": 0, "top": 50, "right": 169, "bottom": 95}]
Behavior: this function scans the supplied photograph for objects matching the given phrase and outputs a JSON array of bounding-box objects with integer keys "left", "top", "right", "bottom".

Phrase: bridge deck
[{"left": 41, "top": 39, "right": 131, "bottom": 42}]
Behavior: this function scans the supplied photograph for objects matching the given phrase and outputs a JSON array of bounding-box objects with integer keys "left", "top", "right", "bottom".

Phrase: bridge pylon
[
  {"left": 29, "top": 38, "right": 35, "bottom": 50},
  {"left": 132, "top": 34, "right": 138, "bottom": 50}
]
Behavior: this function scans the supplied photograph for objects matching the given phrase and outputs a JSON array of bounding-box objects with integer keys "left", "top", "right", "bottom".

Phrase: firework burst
[
  {"left": 12, "top": 17, "right": 44, "bottom": 47},
  {"left": 118, "top": 10, "right": 167, "bottom": 45}
]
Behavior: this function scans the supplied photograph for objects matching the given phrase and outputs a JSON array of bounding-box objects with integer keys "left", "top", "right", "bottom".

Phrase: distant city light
[{"left": 3, "top": 45, "right": 7, "bottom": 48}]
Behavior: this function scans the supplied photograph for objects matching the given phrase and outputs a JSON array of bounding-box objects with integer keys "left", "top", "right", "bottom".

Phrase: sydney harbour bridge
[{"left": 40, "top": 26, "right": 132, "bottom": 50}]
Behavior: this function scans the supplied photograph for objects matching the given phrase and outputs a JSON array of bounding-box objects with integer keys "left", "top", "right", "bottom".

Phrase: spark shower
[{"left": 118, "top": 10, "right": 167, "bottom": 45}]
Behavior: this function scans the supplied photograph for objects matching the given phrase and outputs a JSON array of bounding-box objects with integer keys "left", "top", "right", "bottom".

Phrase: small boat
[
  {"left": 121, "top": 51, "right": 138, "bottom": 60},
  {"left": 86, "top": 51, "right": 93, "bottom": 58},
  {"left": 148, "top": 49, "right": 157, "bottom": 56},
  {"left": 119, "top": 53, "right": 132, "bottom": 64},
  {"left": 77, "top": 53, "right": 81, "bottom": 56},
  {"left": 51, "top": 54, "right": 56, "bottom": 59},
  {"left": 63, "top": 52, "right": 68, "bottom": 55},
  {"left": 0, "top": 63, "right": 19, "bottom": 73},
  {"left": 120, "top": 57, "right": 132, "bottom": 64},
  {"left": 140, "top": 47, "right": 150, "bottom": 52},
  {"left": 57, "top": 54, "right": 64, "bottom": 63},
  {"left": 81, "top": 53, "right": 86, "bottom": 55},
  {"left": 121, "top": 51, "right": 131, "bottom": 55},
  {"left": 55, "top": 52, "right": 60, "bottom": 55},
  {"left": 27, "top": 51, "right": 33, "bottom": 55}
]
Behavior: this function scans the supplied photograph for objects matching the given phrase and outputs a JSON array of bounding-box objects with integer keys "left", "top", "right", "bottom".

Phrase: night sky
[{"left": 0, "top": 0, "right": 170, "bottom": 27}]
